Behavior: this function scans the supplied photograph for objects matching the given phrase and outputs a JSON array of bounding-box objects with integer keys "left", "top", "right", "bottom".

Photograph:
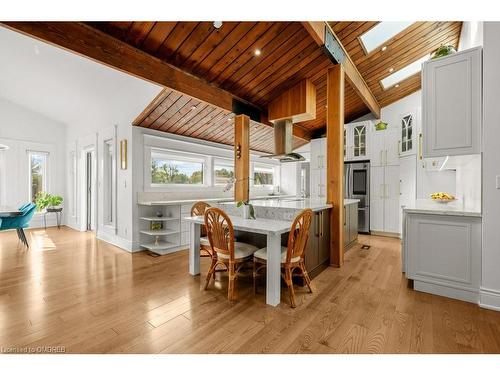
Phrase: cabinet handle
[
  {"left": 419, "top": 133, "right": 423, "bottom": 160},
  {"left": 398, "top": 140, "right": 401, "bottom": 156},
  {"left": 399, "top": 179, "right": 402, "bottom": 196},
  {"left": 379, "top": 150, "right": 383, "bottom": 165},
  {"left": 385, "top": 150, "right": 388, "bottom": 165},
  {"left": 315, "top": 213, "right": 319, "bottom": 237},
  {"left": 320, "top": 211, "right": 323, "bottom": 237},
  {"left": 343, "top": 207, "right": 346, "bottom": 226}
]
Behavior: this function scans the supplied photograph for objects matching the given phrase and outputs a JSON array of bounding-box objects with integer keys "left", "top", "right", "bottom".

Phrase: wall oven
[{"left": 344, "top": 160, "right": 370, "bottom": 233}]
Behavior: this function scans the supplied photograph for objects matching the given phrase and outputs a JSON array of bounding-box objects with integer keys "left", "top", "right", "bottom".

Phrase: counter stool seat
[{"left": 254, "top": 247, "right": 301, "bottom": 263}]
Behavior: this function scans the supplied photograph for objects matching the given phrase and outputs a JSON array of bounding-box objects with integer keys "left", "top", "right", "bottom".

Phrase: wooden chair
[
  {"left": 204, "top": 207, "right": 258, "bottom": 302},
  {"left": 253, "top": 208, "right": 314, "bottom": 308},
  {"left": 191, "top": 201, "right": 211, "bottom": 257}
]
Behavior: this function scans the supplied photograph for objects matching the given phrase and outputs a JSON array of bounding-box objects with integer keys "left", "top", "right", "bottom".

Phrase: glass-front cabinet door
[
  {"left": 400, "top": 112, "right": 415, "bottom": 156},
  {"left": 352, "top": 124, "right": 367, "bottom": 159}
]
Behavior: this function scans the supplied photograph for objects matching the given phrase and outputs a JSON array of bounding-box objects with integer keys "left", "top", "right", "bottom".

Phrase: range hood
[{"left": 260, "top": 119, "right": 305, "bottom": 163}]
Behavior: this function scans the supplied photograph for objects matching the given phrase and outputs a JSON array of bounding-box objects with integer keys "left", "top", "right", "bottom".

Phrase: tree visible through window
[
  {"left": 214, "top": 163, "right": 234, "bottom": 185},
  {"left": 151, "top": 155, "right": 204, "bottom": 185},
  {"left": 254, "top": 165, "right": 274, "bottom": 186},
  {"left": 29, "top": 152, "right": 47, "bottom": 203}
]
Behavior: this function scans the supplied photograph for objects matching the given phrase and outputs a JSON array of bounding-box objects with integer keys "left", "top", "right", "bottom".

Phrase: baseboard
[
  {"left": 370, "top": 230, "right": 401, "bottom": 238},
  {"left": 96, "top": 231, "right": 140, "bottom": 253},
  {"left": 479, "top": 287, "right": 500, "bottom": 311},
  {"left": 414, "top": 280, "right": 479, "bottom": 304}
]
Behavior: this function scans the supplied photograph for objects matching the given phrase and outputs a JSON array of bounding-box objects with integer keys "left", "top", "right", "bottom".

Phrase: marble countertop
[
  {"left": 183, "top": 215, "right": 292, "bottom": 235},
  {"left": 220, "top": 198, "right": 332, "bottom": 212},
  {"left": 344, "top": 199, "right": 360, "bottom": 205},
  {"left": 403, "top": 200, "right": 482, "bottom": 218},
  {"left": 138, "top": 194, "right": 295, "bottom": 206}
]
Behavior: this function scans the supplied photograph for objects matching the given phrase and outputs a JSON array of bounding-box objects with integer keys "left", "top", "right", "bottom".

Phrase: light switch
[{"left": 497, "top": 176, "right": 500, "bottom": 189}]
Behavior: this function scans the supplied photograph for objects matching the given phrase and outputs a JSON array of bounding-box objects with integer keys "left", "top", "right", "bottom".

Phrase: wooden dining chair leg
[
  {"left": 204, "top": 258, "right": 217, "bottom": 290},
  {"left": 228, "top": 262, "right": 236, "bottom": 302},
  {"left": 285, "top": 268, "right": 296, "bottom": 308},
  {"left": 300, "top": 262, "right": 313, "bottom": 293}
]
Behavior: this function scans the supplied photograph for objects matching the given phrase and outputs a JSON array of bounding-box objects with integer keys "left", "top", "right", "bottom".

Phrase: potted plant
[
  {"left": 375, "top": 121, "right": 388, "bottom": 131},
  {"left": 35, "top": 192, "right": 63, "bottom": 213},
  {"left": 431, "top": 44, "right": 456, "bottom": 60},
  {"left": 236, "top": 201, "right": 255, "bottom": 220}
]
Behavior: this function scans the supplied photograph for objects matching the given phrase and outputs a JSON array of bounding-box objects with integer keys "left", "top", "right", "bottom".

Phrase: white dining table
[
  {"left": 0, "top": 206, "right": 22, "bottom": 217},
  {"left": 183, "top": 215, "right": 292, "bottom": 306}
]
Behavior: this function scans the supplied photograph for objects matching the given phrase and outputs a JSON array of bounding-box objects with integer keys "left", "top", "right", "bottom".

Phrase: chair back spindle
[
  {"left": 286, "top": 208, "right": 313, "bottom": 263},
  {"left": 204, "top": 207, "right": 235, "bottom": 261}
]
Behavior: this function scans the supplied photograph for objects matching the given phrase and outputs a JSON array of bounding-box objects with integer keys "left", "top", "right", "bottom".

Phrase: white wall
[
  {"left": 0, "top": 97, "right": 66, "bottom": 228},
  {"left": 458, "top": 22, "right": 484, "bottom": 51},
  {"left": 480, "top": 22, "right": 500, "bottom": 310}
]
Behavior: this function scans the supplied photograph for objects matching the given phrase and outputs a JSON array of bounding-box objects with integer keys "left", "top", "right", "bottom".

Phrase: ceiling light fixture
[
  {"left": 395, "top": 84, "right": 400, "bottom": 88},
  {"left": 389, "top": 67, "right": 394, "bottom": 73},
  {"left": 213, "top": 21, "right": 223, "bottom": 29},
  {"left": 254, "top": 49, "right": 261, "bottom": 56},
  {"left": 191, "top": 105, "right": 197, "bottom": 110},
  {"left": 381, "top": 45, "right": 388, "bottom": 52}
]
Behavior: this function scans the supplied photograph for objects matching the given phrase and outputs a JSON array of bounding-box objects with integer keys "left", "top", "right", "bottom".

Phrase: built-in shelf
[
  {"left": 140, "top": 216, "right": 179, "bottom": 221},
  {"left": 139, "top": 229, "right": 180, "bottom": 236},
  {"left": 140, "top": 241, "right": 177, "bottom": 251}
]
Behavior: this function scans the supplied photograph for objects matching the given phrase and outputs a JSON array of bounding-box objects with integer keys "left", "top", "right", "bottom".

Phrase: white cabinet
[
  {"left": 310, "top": 138, "right": 326, "bottom": 170},
  {"left": 370, "top": 165, "right": 400, "bottom": 234},
  {"left": 345, "top": 121, "right": 370, "bottom": 161},
  {"left": 310, "top": 138, "right": 327, "bottom": 199},
  {"left": 370, "top": 127, "right": 399, "bottom": 167},
  {"left": 422, "top": 47, "right": 482, "bottom": 157},
  {"left": 399, "top": 155, "right": 417, "bottom": 233},
  {"left": 398, "top": 110, "right": 418, "bottom": 157},
  {"left": 405, "top": 212, "right": 481, "bottom": 303}
]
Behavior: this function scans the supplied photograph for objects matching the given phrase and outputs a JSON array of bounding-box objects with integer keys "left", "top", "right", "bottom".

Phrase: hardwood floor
[{"left": 1, "top": 226, "right": 500, "bottom": 354}]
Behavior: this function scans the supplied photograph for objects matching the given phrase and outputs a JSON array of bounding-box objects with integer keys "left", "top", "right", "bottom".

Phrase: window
[
  {"left": 401, "top": 114, "right": 414, "bottom": 153},
  {"left": 380, "top": 54, "right": 429, "bottom": 90},
  {"left": 103, "top": 140, "right": 115, "bottom": 225},
  {"left": 29, "top": 151, "right": 48, "bottom": 203},
  {"left": 213, "top": 160, "right": 234, "bottom": 186},
  {"left": 359, "top": 22, "right": 414, "bottom": 54},
  {"left": 151, "top": 150, "right": 204, "bottom": 185},
  {"left": 253, "top": 164, "right": 274, "bottom": 186},
  {"left": 353, "top": 124, "right": 366, "bottom": 157}
]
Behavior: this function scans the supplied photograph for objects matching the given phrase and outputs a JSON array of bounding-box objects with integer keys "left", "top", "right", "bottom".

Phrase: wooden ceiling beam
[
  {"left": 2, "top": 21, "right": 312, "bottom": 142},
  {"left": 302, "top": 21, "right": 381, "bottom": 119}
]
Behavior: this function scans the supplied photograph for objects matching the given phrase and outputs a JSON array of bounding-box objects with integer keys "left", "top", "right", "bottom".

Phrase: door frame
[{"left": 81, "top": 145, "right": 97, "bottom": 232}]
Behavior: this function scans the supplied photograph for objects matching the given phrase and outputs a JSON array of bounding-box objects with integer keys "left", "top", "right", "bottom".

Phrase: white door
[
  {"left": 370, "top": 130, "right": 386, "bottom": 167},
  {"left": 370, "top": 166, "right": 385, "bottom": 232},
  {"left": 422, "top": 47, "right": 481, "bottom": 157},
  {"left": 384, "top": 165, "right": 401, "bottom": 234}
]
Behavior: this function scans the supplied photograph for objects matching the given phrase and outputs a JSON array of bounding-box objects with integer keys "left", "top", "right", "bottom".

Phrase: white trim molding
[{"left": 479, "top": 287, "right": 500, "bottom": 311}]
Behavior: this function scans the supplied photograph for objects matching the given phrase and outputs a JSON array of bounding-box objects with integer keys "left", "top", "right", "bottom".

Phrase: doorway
[{"left": 84, "top": 149, "right": 96, "bottom": 231}]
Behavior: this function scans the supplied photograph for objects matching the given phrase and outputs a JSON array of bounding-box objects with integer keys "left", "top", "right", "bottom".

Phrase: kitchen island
[
  {"left": 402, "top": 200, "right": 482, "bottom": 303},
  {"left": 183, "top": 198, "right": 332, "bottom": 307}
]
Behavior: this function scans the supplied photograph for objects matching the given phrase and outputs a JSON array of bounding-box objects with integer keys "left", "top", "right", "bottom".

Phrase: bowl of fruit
[{"left": 430, "top": 192, "right": 456, "bottom": 203}]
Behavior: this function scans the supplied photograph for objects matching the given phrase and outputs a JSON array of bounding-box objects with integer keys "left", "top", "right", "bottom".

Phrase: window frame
[
  {"left": 28, "top": 150, "right": 49, "bottom": 204},
  {"left": 213, "top": 158, "right": 235, "bottom": 187},
  {"left": 150, "top": 148, "right": 207, "bottom": 188},
  {"left": 252, "top": 163, "right": 277, "bottom": 188}
]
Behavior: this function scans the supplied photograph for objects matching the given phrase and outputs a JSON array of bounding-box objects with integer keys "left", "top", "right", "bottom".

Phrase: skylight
[
  {"left": 360, "top": 22, "right": 414, "bottom": 54},
  {"left": 380, "top": 54, "right": 430, "bottom": 90}
]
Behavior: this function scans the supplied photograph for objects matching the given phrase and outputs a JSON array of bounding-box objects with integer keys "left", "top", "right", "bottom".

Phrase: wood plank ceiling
[
  {"left": 87, "top": 21, "right": 462, "bottom": 151},
  {"left": 133, "top": 87, "right": 307, "bottom": 153}
]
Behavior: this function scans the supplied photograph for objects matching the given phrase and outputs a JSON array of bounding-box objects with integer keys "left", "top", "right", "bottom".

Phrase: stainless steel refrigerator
[{"left": 344, "top": 160, "right": 370, "bottom": 233}]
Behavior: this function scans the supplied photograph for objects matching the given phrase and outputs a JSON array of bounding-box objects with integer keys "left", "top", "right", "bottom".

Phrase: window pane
[
  {"left": 151, "top": 156, "right": 204, "bottom": 185},
  {"left": 214, "top": 164, "right": 234, "bottom": 185},
  {"left": 30, "top": 153, "right": 46, "bottom": 203},
  {"left": 254, "top": 166, "right": 274, "bottom": 186}
]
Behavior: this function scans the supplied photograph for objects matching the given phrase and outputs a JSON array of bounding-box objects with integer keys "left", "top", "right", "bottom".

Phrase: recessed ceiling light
[
  {"left": 389, "top": 67, "right": 394, "bottom": 73},
  {"left": 381, "top": 45, "right": 388, "bottom": 52},
  {"left": 191, "top": 106, "right": 197, "bottom": 110},
  {"left": 227, "top": 118, "right": 232, "bottom": 121},
  {"left": 213, "top": 21, "right": 223, "bottom": 29},
  {"left": 395, "top": 84, "right": 400, "bottom": 88},
  {"left": 254, "top": 49, "right": 261, "bottom": 56}
]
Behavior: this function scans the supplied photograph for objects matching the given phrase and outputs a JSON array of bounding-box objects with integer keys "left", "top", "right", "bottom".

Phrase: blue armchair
[{"left": 0, "top": 203, "right": 37, "bottom": 248}]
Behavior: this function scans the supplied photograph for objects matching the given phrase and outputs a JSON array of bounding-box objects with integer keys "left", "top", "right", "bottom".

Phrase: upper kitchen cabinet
[
  {"left": 345, "top": 121, "right": 371, "bottom": 161},
  {"left": 422, "top": 47, "right": 482, "bottom": 157},
  {"left": 310, "top": 137, "right": 326, "bottom": 170},
  {"left": 399, "top": 110, "right": 419, "bottom": 157},
  {"left": 370, "top": 126, "right": 400, "bottom": 167}
]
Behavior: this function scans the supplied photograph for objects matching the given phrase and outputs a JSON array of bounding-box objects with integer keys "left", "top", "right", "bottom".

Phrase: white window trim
[
  {"left": 213, "top": 157, "right": 235, "bottom": 186},
  {"left": 149, "top": 147, "right": 208, "bottom": 189},
  {"left": 27, "top": 150, "right": 49, "bottom": 204},
  {"left": 103, "top": 138, "right": 116, "bottom": 229}
]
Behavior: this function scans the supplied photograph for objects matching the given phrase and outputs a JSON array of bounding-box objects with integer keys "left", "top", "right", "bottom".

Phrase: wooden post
[
  {"left": 326, "top": 65, "right": 344, "bottom": 267},
  {"left": 234, "top": 114, "right": 250, "bottom": 202}
]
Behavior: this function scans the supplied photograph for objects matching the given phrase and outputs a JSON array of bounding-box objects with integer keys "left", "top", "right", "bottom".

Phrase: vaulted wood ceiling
[
  {"left": 133, "top": 87, "right": 307, "bottom": 153},
  {"left": 85, "top": 21, "right": 461, "bottom": 151}
]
